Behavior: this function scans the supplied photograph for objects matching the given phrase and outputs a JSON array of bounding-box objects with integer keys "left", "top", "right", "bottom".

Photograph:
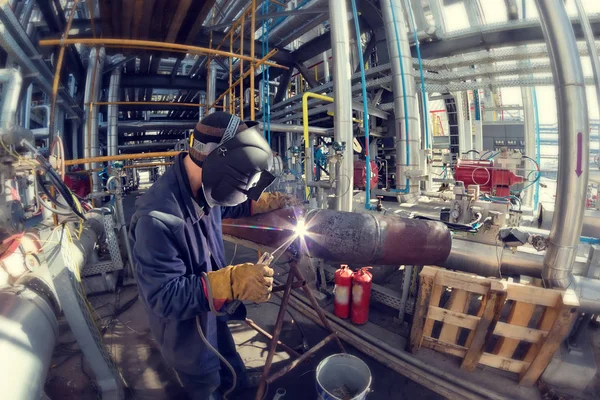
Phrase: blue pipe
[
  {"left": 388, "top": 0, "right": 411, "bottom": 194},
  {"left": 405, "top": 0, "right": 429, "bottom": 150},
  {"left": 350, "top": 0, "right": 374, "bottom": 210},
  {"left": 580, "top": 236, "right": 600, "bottom": 244}
]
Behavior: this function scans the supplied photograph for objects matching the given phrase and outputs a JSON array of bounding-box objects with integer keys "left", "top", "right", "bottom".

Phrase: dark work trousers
[{"left": 177, "top": 319, "right": 249, "bottom": 400}]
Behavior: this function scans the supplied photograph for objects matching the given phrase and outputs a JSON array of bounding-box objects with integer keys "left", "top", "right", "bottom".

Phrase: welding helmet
[{"left": 190, "top": 112, "right": 275, "bottom": 207}]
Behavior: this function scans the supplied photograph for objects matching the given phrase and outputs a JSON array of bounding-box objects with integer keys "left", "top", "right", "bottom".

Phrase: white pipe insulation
[
  {"left": 381, "top": 0, "right": 420, "bottom": 198},
  {"left": 107, "top": 67, "right": 121, "bottom": 157},
  {"left": 0, "top": 68, "right": 23, "bottom": 129},
  {"left": 535, "top": 0, "right": 590, "bottom": 289}
]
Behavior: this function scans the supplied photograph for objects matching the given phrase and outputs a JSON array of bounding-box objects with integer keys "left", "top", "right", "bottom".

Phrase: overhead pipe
[
  {"left": 536, "top": 0, "right": 589, "bottom": 288},
  {"left": 0, "top": 68, "right": 23, "bottom": 129},
  {"left": 99, "top": 120, "right": 197, "bottom": 132},
  {"left": 382, "top": 0, "right": 420, "bottom": 198},
  {"left": 260, "top": 122, "right": 332, "bottom": 136},
  {"left": 328, "top": 0, "right": 354, "bottom": 212},
  {"left": 83, "top": 48, "right": 105, "bottom": 191},
  {"left": 107, "top": 67, "right": 121, "bottom": 157},
  {"left": 222, "top": 208, "right": 452, "bottom": 266},
  {"left": 117, "top": 142, "right": 181, "bottom": 152}
]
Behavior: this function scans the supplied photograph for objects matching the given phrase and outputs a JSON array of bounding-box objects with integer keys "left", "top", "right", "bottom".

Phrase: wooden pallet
[{"left": 409, "top": 267, "right": 579, "bottom": 386}]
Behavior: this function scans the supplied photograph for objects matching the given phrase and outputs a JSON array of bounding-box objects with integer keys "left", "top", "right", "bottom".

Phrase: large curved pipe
[
  {"left": 441, "top": 239, "right": 588, "bottom": 278},
  {"left": 222, "top": 208, "right": 452, "bottom": 266},
  {"left": 536, "top": 0, "right": 590, "bottom": 288},
  {"left": 107, "top": 67, "right": 121, "bottom": 157},
  {"left": 0, "top": 286, "right": 58, "bottom": 400}
]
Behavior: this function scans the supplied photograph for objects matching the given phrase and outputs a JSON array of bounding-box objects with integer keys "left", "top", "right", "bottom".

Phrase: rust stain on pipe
[{"left": 223, "top": 208, "right": 452, "bottom": 265}]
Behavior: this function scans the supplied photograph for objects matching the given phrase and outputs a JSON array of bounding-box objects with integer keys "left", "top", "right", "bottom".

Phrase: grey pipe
[
  {"left": 23, "top": 84, "right": 32, "bottom": 129},
  {"left": 536, "top": 0, "right": 590, "bottom": 288},
  {"left": 99, "top": 120, "right": 197, "bottom": 132},
  {"left": 0, "top": 286, "right": 58, "bottom": 400},
  {"left": 260, "top": 122, "right": 332, "bottom": 136},
  {"left": 574, "top": 0, "right": 600, "bottom": 168},
  {"left": 0, "top": 68, "right": 23, "bottom": 129},
  {"left": 328, "top": 0, "right": 354, "bottom": 211},
  {"left": 381, "top": 0, "right": 420, "bottom": 196},
  {"left": 199, "top": 92, "right": 206, "bottom": 120},
  {"left": 83, "top": 48, "right": 105, "bottom": 191},
  {"left": 107, "top": 67, "right": 121, "bottom": 156},
  {"left": 208, "top": 62, "right": 217, "bottom": 114}
]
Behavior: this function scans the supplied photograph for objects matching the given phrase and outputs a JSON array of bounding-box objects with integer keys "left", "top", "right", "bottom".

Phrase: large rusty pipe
[{"left": 222, "top": 208, "right": 452, "bottom": 265}]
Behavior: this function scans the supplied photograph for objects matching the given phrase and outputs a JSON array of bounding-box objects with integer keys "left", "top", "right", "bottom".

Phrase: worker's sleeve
[
  {"left": 221, "top": 198, "right": 252, "bottom": 219},
  {"left": 132, "top": 215, "right": 210, "bottom": 319}
]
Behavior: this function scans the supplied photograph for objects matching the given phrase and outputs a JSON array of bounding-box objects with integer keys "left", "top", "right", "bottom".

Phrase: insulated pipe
[
  {"left": 99, "top": 120, "right": 197, "bottom": 132},
  {"left": 222, "top": 208, "right": 452, "bottom": 266},
  {"left": 328, "top": 0, "right": 354, "bottom": 212},
  {"left": 0, "top": 68, "right": 23, "bottom": 129},
  {"left": 442, "top": 239, "right": 556, "bottom": 278},
  {"left": 536, "top": 0, "right": 590, "bottom": 288},
  {"left": 521, "top": 86, "right": 537, "bottom": 209},
  {"left": 381, "top": 0, "right": 420, "bottom": 196},
  {"left": 0, "top": 286, "right": 58, "bottom": 400},
  {"left": 260, "top": 122, "right": 332, "bottom": 136},
  {"left": 83, "top": 48, "right": 105, "bottom": 191},
  {"left": 107, "top": 67, "right": 121, "bottom": 157},
  {"left": 208, "top": 62, "right": 217, "bottom": 114}
]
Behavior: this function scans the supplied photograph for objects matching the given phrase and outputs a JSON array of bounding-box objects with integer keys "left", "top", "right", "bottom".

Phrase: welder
[{"left": 129, "top": 111, "right": 296, "bottom": 399}]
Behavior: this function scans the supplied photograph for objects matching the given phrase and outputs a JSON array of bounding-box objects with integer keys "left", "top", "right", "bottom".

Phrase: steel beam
[{"left": 117, "top": 74, "right": 229, "bottom": 92}]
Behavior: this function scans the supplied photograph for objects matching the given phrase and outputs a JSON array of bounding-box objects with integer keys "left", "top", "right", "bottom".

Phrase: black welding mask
[{"left": 201, "top": 118, "right": 275, "bottom": 207}]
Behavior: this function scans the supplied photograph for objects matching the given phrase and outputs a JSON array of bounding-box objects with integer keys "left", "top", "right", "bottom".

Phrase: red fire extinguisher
[
  {"left": 334, "top": 265, "right": 353, "bottom": 319},
  {"left": 351, "top": 267, "right": 373, "bottom": 325}
]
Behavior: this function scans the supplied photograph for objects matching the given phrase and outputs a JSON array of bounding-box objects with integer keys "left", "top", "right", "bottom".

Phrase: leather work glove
[
  {"left": 252, "top": 192, "right": 300, "bottom": 215},
  {"left": 205, "top": 263, "right": 274, "bottom": 310}
]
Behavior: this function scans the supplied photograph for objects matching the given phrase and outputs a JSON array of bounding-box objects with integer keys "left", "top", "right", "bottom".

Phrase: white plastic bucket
[{"left": 316, "top": 354, "right": 372, "bottom": 400}]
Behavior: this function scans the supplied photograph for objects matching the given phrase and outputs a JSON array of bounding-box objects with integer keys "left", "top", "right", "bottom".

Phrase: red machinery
[
  {"left": 454, "top": 159, "right": 523, "bottom": 197},
  {"left": 353, "top": 160, "right": 378, "bottom": 189},
  {"left": 334, "top": 265, "right": 352, "bottom": 319},
  {"left": 351, "top": 267, "right": 373, "bottom": 325}
]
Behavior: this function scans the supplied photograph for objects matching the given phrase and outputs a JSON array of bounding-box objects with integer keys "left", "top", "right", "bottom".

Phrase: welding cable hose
[{"left": 195, "top": 315, "right": 237, "bottom": 400}]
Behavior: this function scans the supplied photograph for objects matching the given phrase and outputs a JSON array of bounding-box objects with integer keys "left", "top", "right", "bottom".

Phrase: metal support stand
[{"left": 253, "top": 258, "right": 345, "bottom": 400}]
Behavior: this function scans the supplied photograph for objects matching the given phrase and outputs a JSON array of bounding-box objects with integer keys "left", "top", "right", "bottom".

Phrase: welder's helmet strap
[{"left": 189, "top": 114, "right": 243, "bottom": 167}]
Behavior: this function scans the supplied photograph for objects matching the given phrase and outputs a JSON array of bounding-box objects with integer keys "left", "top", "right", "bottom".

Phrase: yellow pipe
[
  {"left": 50, "top": 0, "right": 80, "bottom": 138},
  {"left": 65, "top": 151, "right": 181, "bottom": 166},
  {"left": 38, "top": 38, "right": 286, "bottom": 69},
  {"left": 302, "top": 92, "right": 334, "bottom": 199}
]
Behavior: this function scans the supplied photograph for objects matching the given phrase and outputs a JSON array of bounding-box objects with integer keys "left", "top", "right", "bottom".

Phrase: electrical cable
[
  {"left": 461, "top": 149, "right": 480, "bottom": 157},
  {"left": 195, "top": 316, "right": 236, "bottom": 400},
  {"left": 413, "top": 215, "right": 479, "bottom": 233}
]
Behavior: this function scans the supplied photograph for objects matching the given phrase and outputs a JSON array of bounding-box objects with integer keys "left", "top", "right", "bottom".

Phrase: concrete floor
[{"left": 45, "top": 190, "right": 442, "bottom": 400}]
